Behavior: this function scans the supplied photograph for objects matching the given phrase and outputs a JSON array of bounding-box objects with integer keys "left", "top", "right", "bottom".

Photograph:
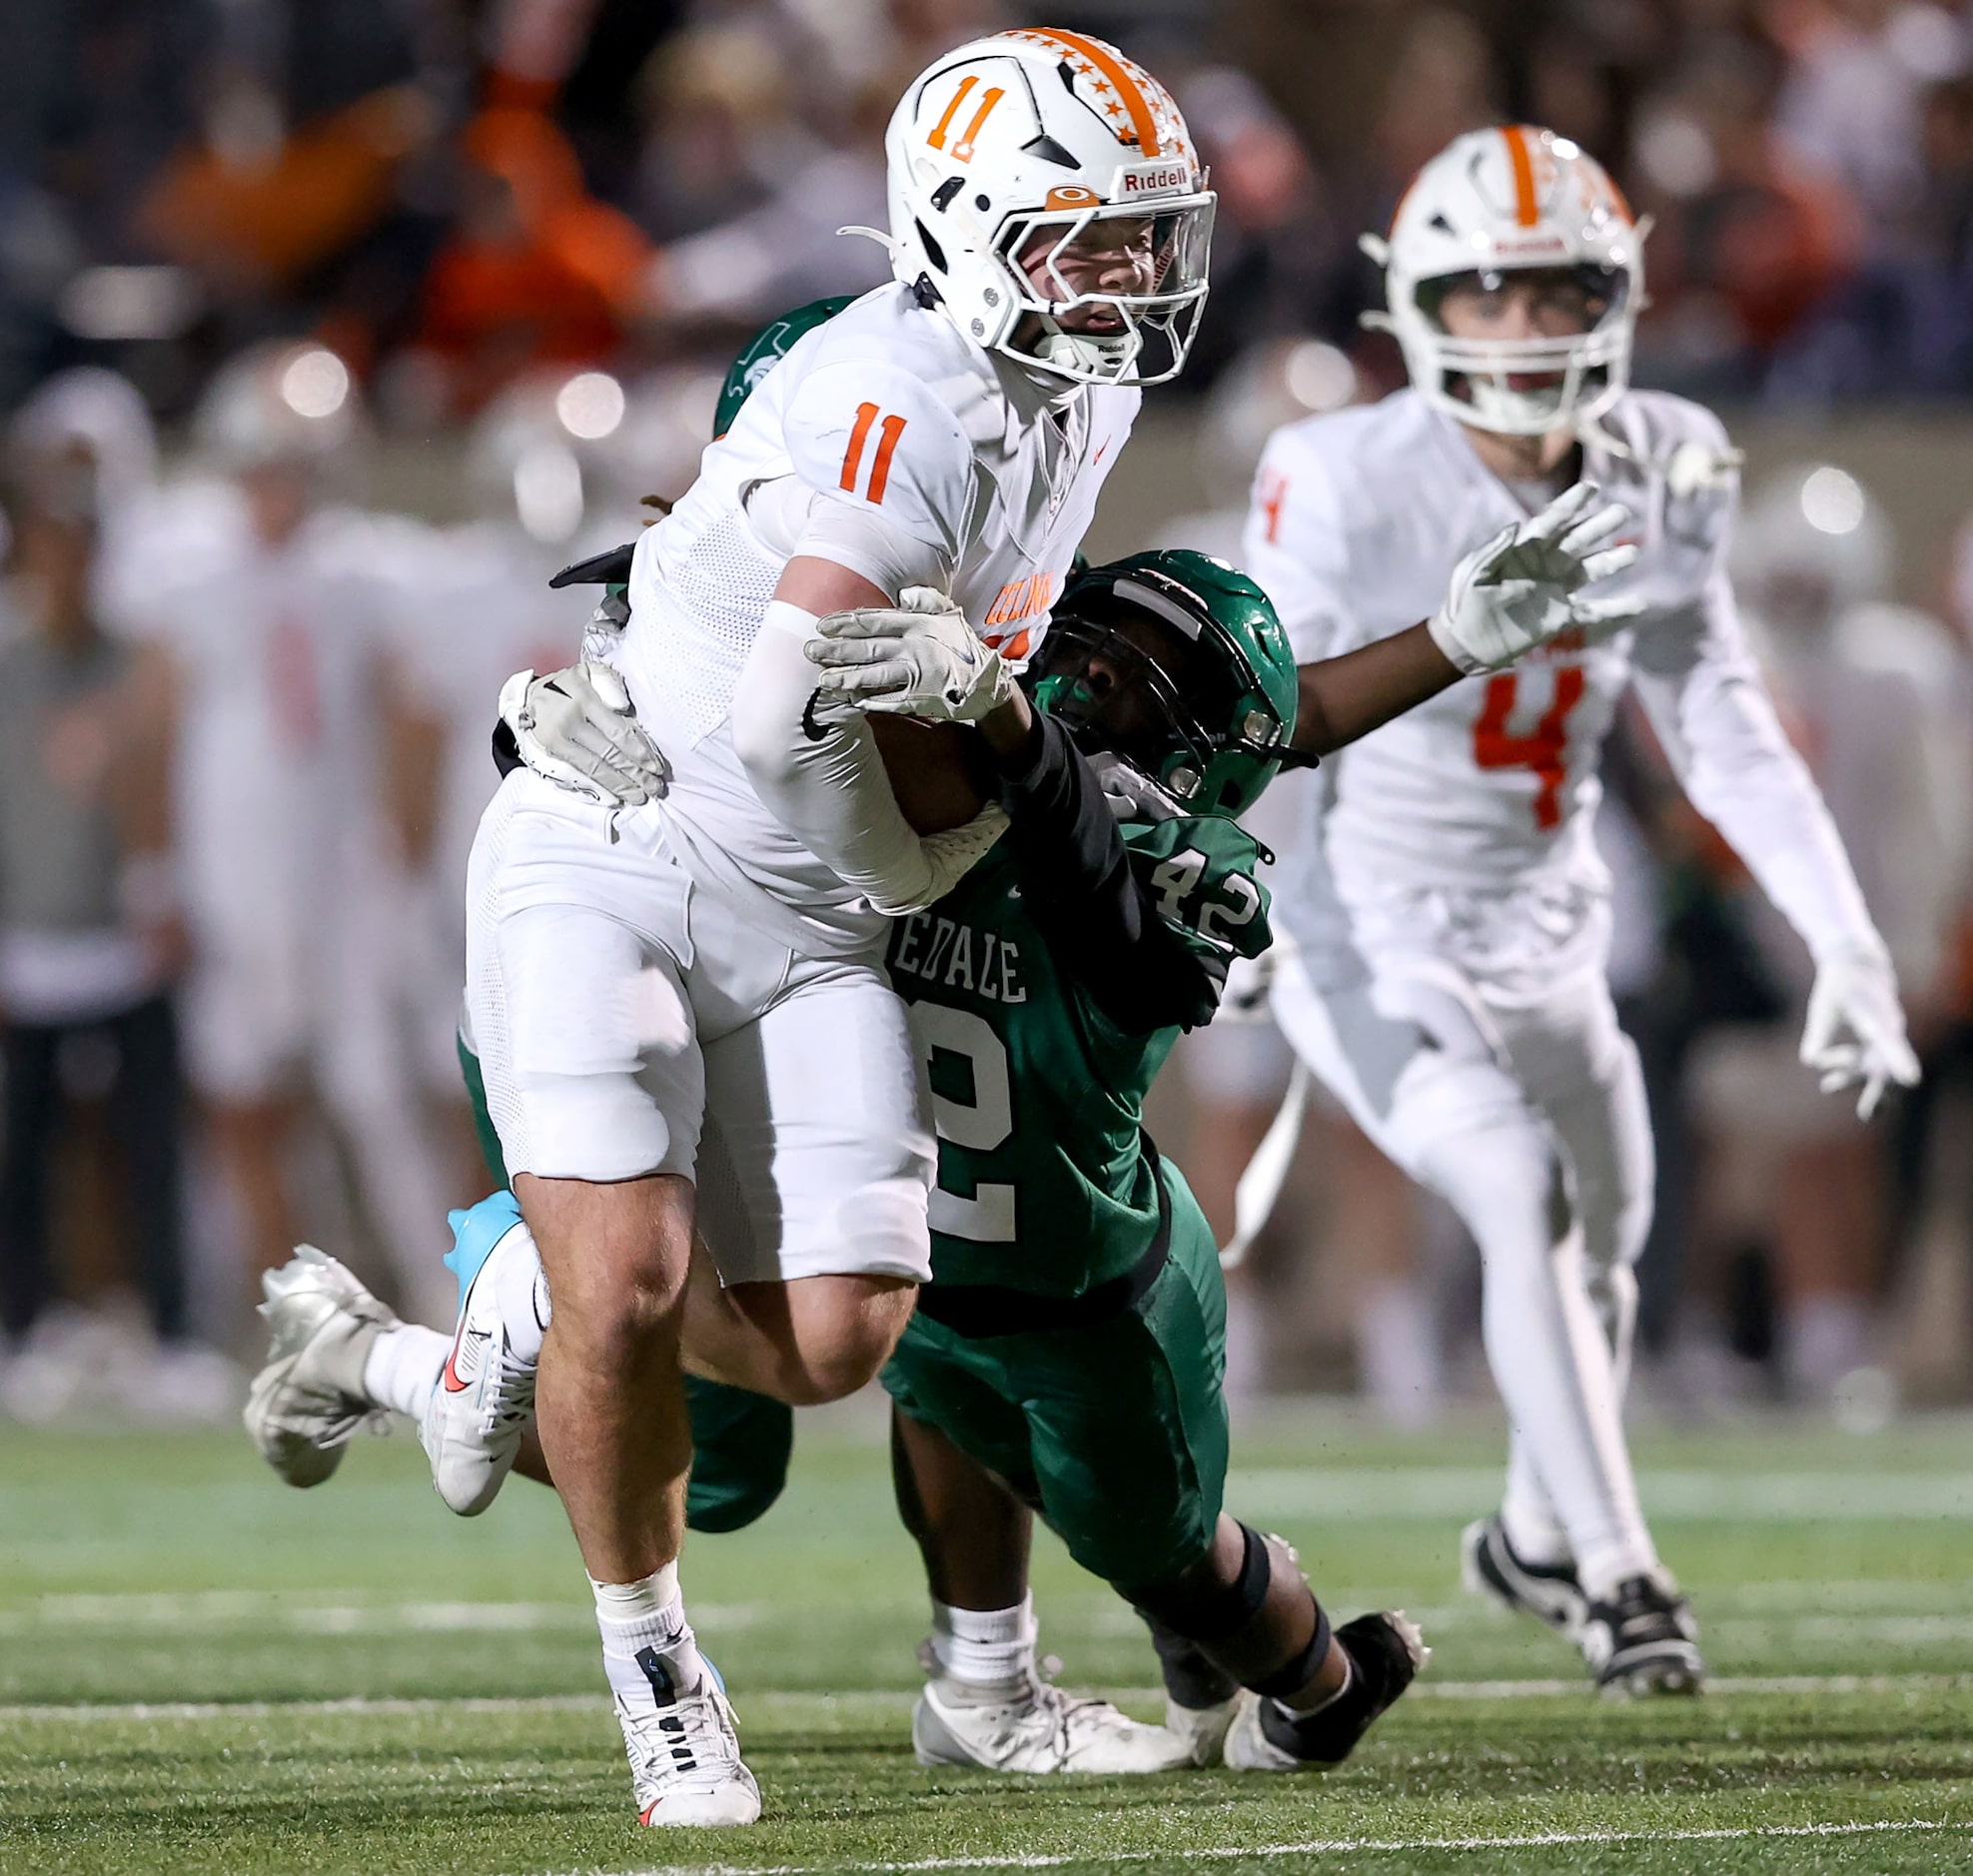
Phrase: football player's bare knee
[
  {"left": 517, "top": 1171, "right": 694, "bottom": 1369},
  {"left": 721, "top": 1274, "right": 917, "bottom": 1405}
]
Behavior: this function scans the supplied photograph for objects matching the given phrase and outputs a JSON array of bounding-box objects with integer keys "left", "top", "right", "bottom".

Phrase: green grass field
[{"left": 6, "top": 1407, "right": 1973, "bottom": 1875}]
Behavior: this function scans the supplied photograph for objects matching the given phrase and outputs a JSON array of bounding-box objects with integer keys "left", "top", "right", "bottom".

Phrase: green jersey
[{"left": 887, "top": 813, "right": 1270, "bottom": 1300}]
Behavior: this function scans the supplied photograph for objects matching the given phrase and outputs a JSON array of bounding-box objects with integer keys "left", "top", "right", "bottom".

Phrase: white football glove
[
  {"left": 578, "top": 588, "right": 631, "bottom": 663},
  {"left": 1084, "top": 752, "right": 1186, "bottom": 824},
  {"left": 805, "top": 586, "right": 1018, "bottom": 722},
  {"left": 497, "top": 660, "right": 669, "bottom": 806},
  {"left": 1799, "top": 944, "right": 1921, "bottom": 1120},
  {"left": 1429, "top": 481, "right": 1645, "bottom": 675}
]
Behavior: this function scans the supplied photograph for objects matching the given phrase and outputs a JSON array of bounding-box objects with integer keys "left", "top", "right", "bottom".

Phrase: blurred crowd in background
[{"left": 2, "top": 0, "right": 1973, "bottom": 1428}]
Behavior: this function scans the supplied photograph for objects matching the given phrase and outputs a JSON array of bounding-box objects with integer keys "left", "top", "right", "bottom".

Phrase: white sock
[
  {"left": 930, "top": 1595, "right": 1036, "bottom": 1691},
  {"left": 362, "top": 1324, "right": 450, "bottom": 1419},
  {"left": 491, "top": 1223, "right": 551, "bottom": 1366},
  {"left": 592, "top": 1564, "right": 706, "bottom": 1706},
  {"left": 1499, "top": 1438, "right": 1573, "bottom": 1569}
]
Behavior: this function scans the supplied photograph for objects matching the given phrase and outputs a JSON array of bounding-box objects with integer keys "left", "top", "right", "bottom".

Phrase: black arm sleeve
[{"left": 992, "top": 712, "right": 1222, "bottom": 1035}]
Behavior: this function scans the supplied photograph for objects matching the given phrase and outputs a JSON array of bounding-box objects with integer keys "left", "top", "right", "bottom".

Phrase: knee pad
[
  {"left": 1127, "top": 1523, "right": 1334, "bottom": 1699},
  {"left": 1127, "top": 1519, "right": 1272, "bottom": 1638}
]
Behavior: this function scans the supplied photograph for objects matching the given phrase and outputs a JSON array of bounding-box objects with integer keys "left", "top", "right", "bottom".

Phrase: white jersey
[
  {"left": 388, "top": 520, "right": 581, "bottom": 914},
  {"left": 138, "top": 501, "right": 391, "bottom": 953},
  {"left": 613, "top": 283, "right": 1137, "bottom": 953},
  {"left": 1245, "top": 388, "right": 1881, "bottom": 989}
]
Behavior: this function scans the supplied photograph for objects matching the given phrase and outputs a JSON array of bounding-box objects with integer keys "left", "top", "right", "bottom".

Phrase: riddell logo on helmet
[{"left": 1117, "top": 161, "right": 1192, "bottom": 197}]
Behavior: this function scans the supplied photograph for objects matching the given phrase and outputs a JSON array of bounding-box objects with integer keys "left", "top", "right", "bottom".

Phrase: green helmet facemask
[{"left": 1028, "top": 550, "right": 1300, "bottom": 819}]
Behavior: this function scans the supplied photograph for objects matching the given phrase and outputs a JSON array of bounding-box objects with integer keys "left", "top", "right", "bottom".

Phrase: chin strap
[
  {"left": 1025, "top": 316, "right": 1143, "bottom": 386},
  {"left": 837, "top": 223, "right": 903, "bottom": 259}
]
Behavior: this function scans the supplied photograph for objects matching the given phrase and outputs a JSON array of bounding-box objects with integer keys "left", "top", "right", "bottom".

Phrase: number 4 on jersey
[
  {"left": 1473, "top": 665, "right": 1585, "bottom": 830},
  {"left": 840, "top": 403, "right": 907, "bottom": 504}
]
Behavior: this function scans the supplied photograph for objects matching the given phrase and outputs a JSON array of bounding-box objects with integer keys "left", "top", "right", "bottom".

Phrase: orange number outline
[
  {"left": 839, "top": 403, "right": 908, "bottom": 504},
  {"left": 1472, "top": 665, "right": 1585, "bottom": 831},
  {"left": 927, "top": 76, "right": 978, "bottom": 152},
  {"left": 949, "top": 87, "right": 1004, "bottom": 163},
  {"left": 1258, "top": 468, "right": 1289, "bottom": 544}
]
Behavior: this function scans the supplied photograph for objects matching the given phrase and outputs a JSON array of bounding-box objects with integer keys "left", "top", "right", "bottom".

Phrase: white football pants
[
  {"left": 465, "top": 770, "right": 935, "bottom": 1287},
  {"left": 1271, "top": 906, "right": 1657, "bottom": 1597}
]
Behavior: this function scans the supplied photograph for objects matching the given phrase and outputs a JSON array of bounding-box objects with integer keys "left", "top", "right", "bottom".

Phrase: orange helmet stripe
[
  {"left": 1500, "top": 124, "right": 1540, "bottom": 227},
  {"left": 1017, "top": 28, "right": 1162, "bottom": 159}
]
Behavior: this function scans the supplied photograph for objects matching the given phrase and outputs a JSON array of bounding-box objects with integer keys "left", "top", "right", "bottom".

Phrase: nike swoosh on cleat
[{"left": 441, "top": 1329, "right": 480, "bottom": 1394}]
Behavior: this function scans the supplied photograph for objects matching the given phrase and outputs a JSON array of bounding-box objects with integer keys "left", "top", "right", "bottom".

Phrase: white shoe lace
[
  {"left": 475, "top": 1340, "right": 536, "bottom": 1440},
  {"left": 935, "top": 1673, "right": 1125, "bottom": 1769},
  {"left": 616, "top": 1681, "right": 747, "bottom": 1799}
]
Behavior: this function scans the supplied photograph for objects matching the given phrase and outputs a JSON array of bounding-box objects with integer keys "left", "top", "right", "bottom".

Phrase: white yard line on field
[
  {"left": 562, "top": 1819, "right": 1970, "bottom": 1876},
  {"left": 0, "top": 1593, "right": 778, "bottom": 1636},
  {"left": 1227, "top": 1466, "right": 1973, "bottom": 1521},
  {"left": 8, "top": 1672, "right": 1973, "bottom": 1724},
  {"left": 12, "top": 1582, "right": 1973, "bottom": 1642}
]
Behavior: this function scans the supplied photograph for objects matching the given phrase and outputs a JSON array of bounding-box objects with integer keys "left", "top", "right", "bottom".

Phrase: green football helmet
[
  {"left": 1029, "top": 549, "right": 1300, "bottom": 819},
  {"left": 713, "top": 295, "right": 856, "bottom": 438}
]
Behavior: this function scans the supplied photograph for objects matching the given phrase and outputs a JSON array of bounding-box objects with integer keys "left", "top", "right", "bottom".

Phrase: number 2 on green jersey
[{"left": 908, "top": 1003, "right": 1016, "bottom": 1243}]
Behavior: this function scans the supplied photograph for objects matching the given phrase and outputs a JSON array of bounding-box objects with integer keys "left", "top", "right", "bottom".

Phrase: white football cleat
[
  {"left": 618, "top": 1654, "right": 762, "bottom": 1827},
  {"left": 419, "top": 1197, "right": 541, "bottom": 1515},
  {"left": 244, "top": 1247, "right": 397, "bottom": 1486},
  {"left": 914, "top": 1673, "right": 1193, "bottom": 1774},
  {"left": 1162, "top": 1693, "right": 1239, "bottom": 1767}
]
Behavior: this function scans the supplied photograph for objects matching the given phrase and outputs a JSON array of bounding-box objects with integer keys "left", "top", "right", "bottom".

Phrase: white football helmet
[
  {"left": 1364, "top": 124, "right": 1645, "bottom": 436},
  {"left": 10, "top": 367, "right": 158, "bottom": 502},
  {"left": 874, "top": 29, "right": 1215, "bottom": 387}
]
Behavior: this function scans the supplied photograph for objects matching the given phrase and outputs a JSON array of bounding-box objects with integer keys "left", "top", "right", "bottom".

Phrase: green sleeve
[{"left": 1124, "top": 815, "right": 1274, "bottom": 967}]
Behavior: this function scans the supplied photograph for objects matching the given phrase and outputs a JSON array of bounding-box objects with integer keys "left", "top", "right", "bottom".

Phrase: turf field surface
[{"left": 6, "top": 1408, "right": 1973, "bottom": 1874}]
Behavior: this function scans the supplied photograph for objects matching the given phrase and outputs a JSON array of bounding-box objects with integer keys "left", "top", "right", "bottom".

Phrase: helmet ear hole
[{"left": 915, "top": 221, "right": 949, "bottom": 276}]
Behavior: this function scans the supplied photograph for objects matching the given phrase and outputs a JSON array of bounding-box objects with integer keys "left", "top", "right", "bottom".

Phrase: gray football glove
[{"left": 497, "top": 661, "right": 669, "bottom": 806}]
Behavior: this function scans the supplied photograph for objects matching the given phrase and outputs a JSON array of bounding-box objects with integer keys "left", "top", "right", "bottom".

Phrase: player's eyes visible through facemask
[{"left": 1423, "top": 266, "right": 1619, "bottom": 338}]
